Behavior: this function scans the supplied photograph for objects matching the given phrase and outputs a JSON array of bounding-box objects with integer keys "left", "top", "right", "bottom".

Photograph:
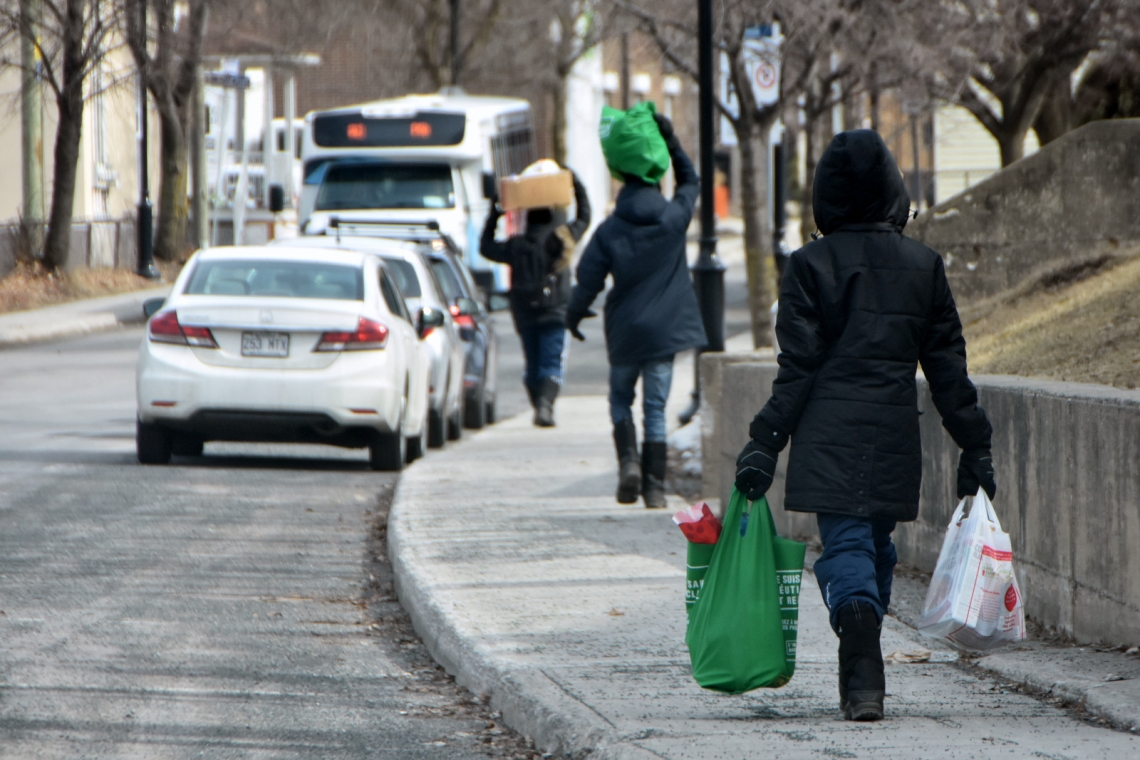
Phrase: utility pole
[
  {"left": 450, "top": 0, "right": 461, "bottom": 87},
  {"left": 679, "top": 0, "right": 727, "bottom": 426},
  {"left": 191, "top": 65, "right": 208, "bottom": 249},
  {"left": 620, "top": 32, "right": 630, "bottom": 110},
  {"left": 20, "top": 0, "right": 44, "bottom": 256},
  {"left": 136, "top": 0, "right": 159, "bottom": 280}
]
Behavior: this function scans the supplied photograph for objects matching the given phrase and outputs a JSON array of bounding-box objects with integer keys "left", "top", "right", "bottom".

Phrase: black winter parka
[
  {"left": 567, "top": 137, "right": 707, "bottom": 365},
  {"left": 753, "top": 130, "right": 991, "bottom": 522}
]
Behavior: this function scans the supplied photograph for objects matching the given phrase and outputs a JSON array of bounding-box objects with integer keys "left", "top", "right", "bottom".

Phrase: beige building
[{"left": 0, "top": 44, "right": 159, "bottom": 268}]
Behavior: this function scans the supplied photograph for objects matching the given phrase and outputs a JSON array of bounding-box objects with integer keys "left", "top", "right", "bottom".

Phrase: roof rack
[{"left": 327, "top": 216, "right": 460, "bottom": 255}]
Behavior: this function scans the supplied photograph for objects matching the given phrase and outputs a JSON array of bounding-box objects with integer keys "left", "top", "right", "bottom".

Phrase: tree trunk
[
  {"left": 997, "top": 126, "right": 1027, "bottom": 167},
  {"left": 736, "top": 118, "right": 774, "bottom": 348},
  {"left": 1033, "top": 71, "right": 1074, "bottom": 146},
  {"left": 42, "top": 84, "right": 85, "bottom": 272},
  {"left": 799, "top": 113, "right": 818, "bottom": 245},
  {"left": 551, "top": 75, "right": 567, "bottom": 166},
  {"left": 154, "top": 104, "right": 190, "bottom": 261}
]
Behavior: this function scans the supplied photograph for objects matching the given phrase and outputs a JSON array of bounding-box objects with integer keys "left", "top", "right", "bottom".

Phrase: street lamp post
[
  {"left": 136, "top": 0, "right": 159, "bottom": 280},
  {"left": 679, "top": 0, "right": 726, "bottom": 426}
]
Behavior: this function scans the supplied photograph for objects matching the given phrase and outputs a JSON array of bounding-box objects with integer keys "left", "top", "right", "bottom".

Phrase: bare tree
[
  {"left": 926, "top": 0, "right": 1120, "bottom": 166},
  {"left": 124, "top": 0, "right": 209, "bottom": 262},
  {"left": 545, "top": 0, "right": 611, "bottom": 164},
  {"left": 0, "top": 0, "right": 119, "bottom": 270},
  {"left": 390, "top": 0, "right": 505, "bottom": 89}
]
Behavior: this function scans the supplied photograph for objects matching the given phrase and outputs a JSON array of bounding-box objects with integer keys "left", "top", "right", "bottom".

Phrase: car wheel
[
  {"left": 427, "top": 407, "right": 446, "bottom": 449},
  {"left": 447, "top": 395, "right": 463, "bottom": 441},
  {"left": 171, "top": 435, "right": 204, "bottom": 457},
  {"left": 485, "top": 393, "right": 497, "bottom": 425},
  {"left": 137, "top": 420, "right": 172, "bottom": 465},
  {"left": 464, "top": 379, "right": 487, "bottom": 430},
  {"left": 406, "top": 410, "right": 427, "bottom": 463},
  {"left": 369, "top": 426, "right": 405, "bottom": 472}
]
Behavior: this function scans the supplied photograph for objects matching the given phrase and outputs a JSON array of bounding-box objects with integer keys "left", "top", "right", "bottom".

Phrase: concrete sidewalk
[
  {"left": 0, "top": 286, "right": 169, "bottom": 347},
  {"left": 389, "top": 397, "right": 1139, "bottom": 759}
]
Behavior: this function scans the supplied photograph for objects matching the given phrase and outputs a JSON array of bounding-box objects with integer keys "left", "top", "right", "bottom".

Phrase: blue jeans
[
  {"left": 813, "top": 513, "right": 898, "bottom": 633},
  {"left": 608, "top": 357, "right": 674, "bottom": 443},
  {"left": 518, "top": 322, "right": 567, "bottom": 392}
]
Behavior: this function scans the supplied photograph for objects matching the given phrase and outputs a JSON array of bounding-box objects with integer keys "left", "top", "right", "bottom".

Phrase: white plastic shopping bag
[{"left": 918, "top": 491, "right": 1026, "bottom": 650}]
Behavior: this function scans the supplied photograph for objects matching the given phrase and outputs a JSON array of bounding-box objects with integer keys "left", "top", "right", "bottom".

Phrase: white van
[{"left": 299, "top": 91, "right": 536, "bottom": 294}]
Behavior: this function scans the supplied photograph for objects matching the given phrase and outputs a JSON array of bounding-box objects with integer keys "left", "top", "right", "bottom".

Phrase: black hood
[
  {"left": 614, "top": 182, "right": 667, "bottom": 226},
  {"left": 813, "top": 130, "right": 911, "bottom": 235}
]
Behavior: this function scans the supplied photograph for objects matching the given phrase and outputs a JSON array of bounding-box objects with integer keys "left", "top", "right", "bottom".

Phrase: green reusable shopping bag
[
  {"left": 685, "top": 541, "right": 716, "bottom": 619},
  {"left": 598, "top": 101, "right": 671, "bottom": 185},
  {"left": 685, "top": 489, "right": 806, "bottom": 693}
]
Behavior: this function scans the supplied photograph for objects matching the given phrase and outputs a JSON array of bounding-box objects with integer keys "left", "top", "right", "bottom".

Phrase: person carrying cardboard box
[{"left": 480, "top": 160, "right": 591, "bottom": 427}]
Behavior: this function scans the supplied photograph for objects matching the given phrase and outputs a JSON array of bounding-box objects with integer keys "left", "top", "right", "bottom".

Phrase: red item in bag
[{"left": 673, "top": 502, "right": 722, "bottom": 544}]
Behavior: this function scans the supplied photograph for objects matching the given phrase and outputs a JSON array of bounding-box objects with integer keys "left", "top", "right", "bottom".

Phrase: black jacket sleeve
[
  {"left": 567, "top": 173, "right": 591, "bottom": 242},
  {"left": 479, "top": 207, "right": 511, "bottom": 265},
  {"left": 752, "top": 252, "right": 829, "bottom": 447},
  {"left": 666, "top": 136, "right": 700, "bottom": 226},
  {"left": 567, "top": 228, "right": 610, "bottom": 317},
  {"left": 919, "top": 257, "right": 993, "bottom": 451}
]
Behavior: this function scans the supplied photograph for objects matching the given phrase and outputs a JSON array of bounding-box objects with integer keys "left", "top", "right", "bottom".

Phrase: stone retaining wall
[{"left": 700, "top": 353, "right": 1140, "bottom": 646}]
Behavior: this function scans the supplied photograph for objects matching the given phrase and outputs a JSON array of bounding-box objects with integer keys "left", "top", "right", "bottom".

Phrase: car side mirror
[
  {"left": 268, "top": 184, "right": 285, "bottom": 213},
  {"left": 418, "top": 306, "right": 445, "bottom": 339},
  {"left": 487, "top": 293, "right": 510, "bottom": 312},
  {"left": 482, "top": 171, "right": 498, "bottom": 201},
  {"left": 455, "top": 296, "right": 479, "bottom": 317},
  {"left": 142, "top": 297, "right": 165, "bottom": 319}
]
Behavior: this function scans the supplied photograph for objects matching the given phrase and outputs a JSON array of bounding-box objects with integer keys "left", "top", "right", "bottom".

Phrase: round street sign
[{"left": 755, "top": 63, "right": 777, "bottom": 90}]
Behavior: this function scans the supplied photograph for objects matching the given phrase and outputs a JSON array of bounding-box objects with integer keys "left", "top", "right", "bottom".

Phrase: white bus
[{"left": 299, "top": 91, "right": 536, "bottom": 294}]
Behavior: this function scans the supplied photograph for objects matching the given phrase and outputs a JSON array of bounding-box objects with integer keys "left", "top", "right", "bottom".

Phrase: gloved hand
[
  {"left": 957, "top": 448, "right": 996, "bottom": 499},
  {"left": 566, "top": 309, "right": 596, "bottom": 341},
  {"left": 735, "top": 439, "right": 779, "bottom": 500},
  {"left": 652, "top": 112, "right": 675, "bottom": 141}
]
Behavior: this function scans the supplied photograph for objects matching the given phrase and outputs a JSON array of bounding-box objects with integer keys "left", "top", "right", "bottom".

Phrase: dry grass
[
  {"left": 0, "top": 260, "right": 182, "bottom": 315},
  {"left": 964, "top": 247, "right": 1140, "bottom": 390}
]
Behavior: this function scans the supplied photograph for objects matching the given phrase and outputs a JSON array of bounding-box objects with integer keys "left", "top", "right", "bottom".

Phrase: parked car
[
  {"left": 275, "top": 234, "right": 467, "bottom": 448},
  {"left": 424, "top": 246, "right": 499, "bottom": 428},
  {"left": 135, "top": 245, "right": 438, "bottom": 470}
]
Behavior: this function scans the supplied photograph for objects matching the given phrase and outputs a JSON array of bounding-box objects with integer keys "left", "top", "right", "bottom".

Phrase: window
[
  {"left": 315, "top": 163, "right": 455, "bottom": 211},
  {"left": 429, "top": 258, "right": 463, "bottom": 304},
  {"left": 380, "top": 257, "right": 422, "bottom": 299},
  {"left": 379, "top": 269, "right": 412, "bottom": 323},
  {"left": 185, "top": 259, "right": 363, "bottom": 300},
  {"left": 312, "top": 112, "right": 466, "bottom": 148}
]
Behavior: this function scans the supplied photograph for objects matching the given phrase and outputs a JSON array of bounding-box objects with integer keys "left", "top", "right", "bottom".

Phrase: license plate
[{"left": 241, "top": 331, "right": 290, "bottom": 357}]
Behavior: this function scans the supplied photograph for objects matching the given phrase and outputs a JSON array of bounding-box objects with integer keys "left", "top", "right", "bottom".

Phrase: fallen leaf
[
  {"left": 886, "top": 648, "right": 931, "bottom": 664},
  {"left": 609, "top": 608, "right": 625, "bottom": 617}
]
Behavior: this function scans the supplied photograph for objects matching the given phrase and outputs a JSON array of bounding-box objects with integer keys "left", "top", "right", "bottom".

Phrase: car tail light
[
  {"left": 314, "top": 317, "right": 389, "bottom": 352},
  {"left": 449, "top": 303, "right": 475, "bottom": 329},
  {"left": 149, "top": 311, "right": 218, "bottom": 348}
]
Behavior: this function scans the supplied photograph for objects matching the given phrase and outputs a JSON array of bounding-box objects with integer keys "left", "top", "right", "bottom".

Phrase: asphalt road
[
  {"left": 0, "top": 330, "right": 537, "bottom": 758},
  {"left": 0, "top": 238, "right": 751, "bottom": 757}
]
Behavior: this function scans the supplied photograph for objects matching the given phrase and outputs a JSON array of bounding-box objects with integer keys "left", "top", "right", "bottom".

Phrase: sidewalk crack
[{"left": 538, "top": 668, "right": 617, "bottom": 729}]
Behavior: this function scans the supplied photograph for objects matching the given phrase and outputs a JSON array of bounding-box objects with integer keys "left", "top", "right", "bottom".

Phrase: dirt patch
[
  {"left": 962, "top": 248, "right": 1140, "bottom": 389},
  {"left": 365, "top": 480, "right": 564, "bottom": 760},
  {"left": 0, "top": 260, "right": 183, "bottom": 315}
]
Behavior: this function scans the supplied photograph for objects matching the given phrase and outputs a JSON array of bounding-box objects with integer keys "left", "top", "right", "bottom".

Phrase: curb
[
  {"left": 387, "top": 441, "right": 661, "bottom": 760},
  {"left": 0, "top": 286, "right": 167, "bottom": 348}
]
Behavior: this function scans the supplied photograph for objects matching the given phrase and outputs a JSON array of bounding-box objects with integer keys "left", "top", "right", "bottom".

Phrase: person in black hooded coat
[
  {"left": 734, "top": 130, "right": 995, "bottom": 722},
  {"left": 566, "top": 114, "right": 707, "bottom": 509}
]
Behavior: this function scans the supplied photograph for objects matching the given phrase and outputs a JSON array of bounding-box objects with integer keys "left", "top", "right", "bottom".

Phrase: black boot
[
  {"left": 534, "top": 377, "right": 559, "bottom": 427},
  {"left": 837, "top": 601, "right": 885, "bottom": 721},
  {"left": 613, "top": 419, "right": 641, "bottom": 504},
  {"left": 641, "top": 441, "right": 667, "bottom": 509}
]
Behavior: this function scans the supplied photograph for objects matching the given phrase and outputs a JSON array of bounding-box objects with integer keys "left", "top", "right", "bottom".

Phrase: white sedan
[{"left": 135, "top": 245, "right": 437, "bottom": 470}]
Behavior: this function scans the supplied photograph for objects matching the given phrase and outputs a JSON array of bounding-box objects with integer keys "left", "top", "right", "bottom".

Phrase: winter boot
[
  {"left": 837, "top": 600, "right": 885, "bottom": 721},
  {"left": 613, "top": 419, "right": 641, "bottom": 504},
  {"left": 641, "top": 441, "right": 668, "bottom": 509},
  {"left": 534, "top": 377, "right": 559, "bottom": 427}
]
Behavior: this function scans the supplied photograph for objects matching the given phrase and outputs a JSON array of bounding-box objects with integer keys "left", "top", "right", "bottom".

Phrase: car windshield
[
  {"left": 380, "top": 258, "right": 422, "bottom": 298},
  {"left": 315, "top": 163, "right": 455, "bottom": 210},
  {"left": 184, "top": 259, "right": 363, "bottom": 300}
]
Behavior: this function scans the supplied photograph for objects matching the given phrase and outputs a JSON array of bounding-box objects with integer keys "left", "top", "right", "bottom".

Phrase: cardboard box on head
[{"left": 499, "top": 160, "right": 573, "bottom": 211}]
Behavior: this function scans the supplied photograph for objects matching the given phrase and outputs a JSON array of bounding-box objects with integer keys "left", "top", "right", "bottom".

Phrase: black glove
[
  {"left": 652, "top": 112, "right": 674, "bottom": 141},
  {"left": 565, "top": 309, "right": 595, "bottom": 341},
  {"left": 735, "top": 439, "right": 779, "bottom": 500},
  {"left": 957, "top": 448, "right": 996, "bottom": 499}
]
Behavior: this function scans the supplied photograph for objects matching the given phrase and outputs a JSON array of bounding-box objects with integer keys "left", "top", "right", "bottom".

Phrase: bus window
[{"left": 315, "top": 163, "right": 455, "bottom": 211}]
